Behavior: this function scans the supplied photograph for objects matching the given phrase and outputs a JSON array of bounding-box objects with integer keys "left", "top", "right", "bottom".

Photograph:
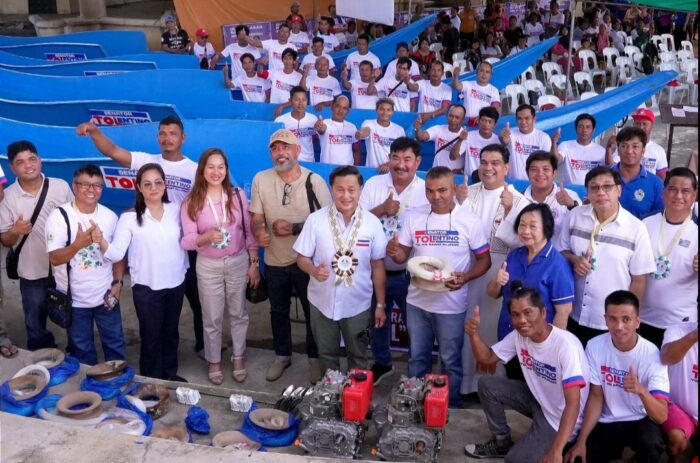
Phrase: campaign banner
[
  {"left": 44, "top": 52, "right": 87, "bottom": 62},
  {"left": 101, "top": 166, "right": 137, "bottom": 190},
  {"left": 89, "top": 109, "right": 153, "bottom": 126},
  {"left": 83, "top": 70, "right": 127, "bottom": 77}
]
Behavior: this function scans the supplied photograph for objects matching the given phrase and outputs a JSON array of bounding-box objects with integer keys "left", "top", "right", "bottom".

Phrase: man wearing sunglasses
[{"left": 249, "top": 129, "right": 331, "bottom": 383}]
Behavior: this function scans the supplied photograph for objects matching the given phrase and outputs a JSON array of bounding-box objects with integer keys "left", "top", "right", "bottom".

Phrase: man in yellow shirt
[{"left": 459, "top": 0, "right": 479, "bottom": 47}]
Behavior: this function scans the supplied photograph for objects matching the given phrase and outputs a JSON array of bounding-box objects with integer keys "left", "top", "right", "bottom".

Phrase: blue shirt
[
  {"left": 497, "top": 241, "right": 576, "bottom": 340},
  {"left": 614, "top": 163, "right": 664, "bottom": 219}
]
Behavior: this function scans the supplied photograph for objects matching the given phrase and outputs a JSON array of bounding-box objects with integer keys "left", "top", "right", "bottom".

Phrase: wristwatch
[
  {"left": 567, "top": 201, "right": 579, "bottom": 211},
  {"left": 375, "top": 303, "right": 387, "bottom": 309}
]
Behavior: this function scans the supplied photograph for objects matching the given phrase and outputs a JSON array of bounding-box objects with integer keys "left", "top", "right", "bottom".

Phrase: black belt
[{"left": 386, "top": 270, "right": 407, "bottom": 276}]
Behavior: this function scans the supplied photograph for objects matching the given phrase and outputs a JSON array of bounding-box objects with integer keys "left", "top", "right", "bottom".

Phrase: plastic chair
[
  {"left": 601, "top": 47, "right": 621, "bottom": 86},
  {"left": 549, "top": 74, "right": 574, "bottom": 101},
  {"left": 572, "top": 40, "right": 581, "bottom": 51},
  {"left": 441, "top": 62, "right": 454, "bottom": 79},
  {"left": 573, "top": 71, "right": 595, "bottom": 95},
  {"left": 452, "top": 59, "right": 468, "bottom": 75},
  {"left": 542, "top": 62, "right": 563, "bottom": 92},
  {"left": 430, "top": 43, "right": 443, "bottom": 62},
  {"left": 580, "top": 49, "right": 607, "bottom": 88},
  {"left": 677, "top": 50, "right": 693, "bottom": 64},
  {"left": 650, "top": 35, "right": 664, "bottom": 50},
  {"left": 523, "top": 78, "right": 547, "bottom": 101},
  {"left": 625, "top": 35, "right": 634, "bottom": 47},
  {"left": 681, "top": 41, "right": 694, "bottom": 58},
  {"left": 660, "top": 51, "right": 677, "bottom": 64},
  {"left": 537, "top": 94, "right": 562, "bottom": 110},
  {"left": 659, "top": 61, "right": 689, "bottom": 104},
  {"left": 623, "top": 45, "right": 641, "bottom": 58},
  {"left": 580, "top": 91, "right": 598, "bottom": 100},
  {"left": 660, "top": 33, "right": 675, "bottom": 53},
  {"left": 504, "top": 84, "right": 529, "bottom": 113},
  {"left": 484, "top": 57, "right": 500, "bottom": 65},
  {"left": 452, "top": 52, "right": 465, "bottom": 63},
  {"left": 519, "top": 65, "right": 536, "bottom": 84},
  {"left": 618, "top": 31, "right": 628, "bottom": 46},
  {"left": 630, "top": 53, "right": 644, "bottom": 78},
  {"left": 615, "top": 57, "right": 634, "bottom": 85},
  {"left": 680, "top": 59, "right": 698, "bottom": 104}
]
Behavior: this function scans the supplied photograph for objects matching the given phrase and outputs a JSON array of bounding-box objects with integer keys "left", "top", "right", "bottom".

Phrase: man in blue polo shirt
[{"left": 612, "top": 126, "right": 663, "bottom": 219}]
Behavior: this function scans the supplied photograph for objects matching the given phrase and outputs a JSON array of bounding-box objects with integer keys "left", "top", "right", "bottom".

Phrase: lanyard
[
  {"left": 206, "top": 191, "right": 228, "bottom": 228},
  {"left": 390, "top": 177, "right": 420, "bottom": 216},
  {"left": 71, "top": 201, "right": 98, "bottom": 230},
  {"left": 657, "top": 211, "right": 692, "bottom": 258}
]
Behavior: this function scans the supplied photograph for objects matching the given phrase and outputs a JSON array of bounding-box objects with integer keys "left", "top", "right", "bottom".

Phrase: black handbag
[
  {"left": 46, "top": 207, "right": 72, "bottom": 329},
  {"left": 5, "top": 178, "right": 49, "bottom": 280},
  {"left": 234, "top": 188, "right": 269, "bottom": 303}
]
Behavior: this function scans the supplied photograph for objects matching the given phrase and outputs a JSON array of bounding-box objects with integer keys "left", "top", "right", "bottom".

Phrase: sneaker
[
  {"left": 308, "top": 360, "right": 323, "bottom": 384},
  {"left": 464, "top": 436, "right": 513, "bottom": 459},
  {"left": 266, "top": 359, "right": 291, "bottom": 382},
  {"left": 371, "top": 363, "right": 394, "bottom": 386}
]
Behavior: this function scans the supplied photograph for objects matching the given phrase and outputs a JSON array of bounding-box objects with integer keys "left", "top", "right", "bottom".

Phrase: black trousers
[
  {"left": 132, "top": 282, "right": 186, "bottom": 379},
  {"left": 185, "top": 251, "right": 204, "bottom": 352},
  {"left": 639, "top": 323, "right": 665, "bottom": 349},
  {"left": 567, "top": 317, "right": 607, "bottom": 348},
  {"left": 586, "top": 417, "right": 665, "bottom": 463}
]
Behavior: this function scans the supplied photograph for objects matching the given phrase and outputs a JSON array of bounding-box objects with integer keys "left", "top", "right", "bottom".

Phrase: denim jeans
[
  {"left": 19, "top": 277, "right": 57, "bottom": 350},
  {"left": 371, "top": 271, "right": 409, "bottom": 366},
  {"left": 266, "top": 263, "right": 318, "bottom": 359},
  {"left": 406, "top": 303, "right": 466, "bottom": 404},
  {"left": 68, "top": 303, "right": 126, "bottom": 365}
]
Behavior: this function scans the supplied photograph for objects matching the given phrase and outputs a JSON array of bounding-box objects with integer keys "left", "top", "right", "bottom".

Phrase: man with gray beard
[{"left": 249, "top": 129, "right": 332, "bottom": 383}]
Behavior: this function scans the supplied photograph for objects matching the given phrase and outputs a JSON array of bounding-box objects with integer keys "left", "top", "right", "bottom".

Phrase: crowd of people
[{"left": 0, "top": 1, "right": 697, "bottom": 462}]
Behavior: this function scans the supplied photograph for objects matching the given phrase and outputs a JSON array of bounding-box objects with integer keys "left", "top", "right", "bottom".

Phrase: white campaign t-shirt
[
  {"left": 493, "top": 326, "right": 589, "bottom": 435},
  {"left": 319, "top": 119, "right": 358, "bottom": 165},
  {"left": 221, "top": 43, "right": 261, "bottom": 78},
  {"left": 268, "top": 69, "right": 302, "bottom": 104},
  {"left": 130, "top": 152, "right": 197, "bottom": 206},
  {"left": 427, "top": 125, "right": 466, "bottom": 171},
  {"left": 613, "top": 141, "right": 669, "bottom": 175},
  {"left": 274, "top": 112, "right": 318, "bottom": 163},
  {"left": 359, "top": 174, "right": 429, "bottom": 270},
  {"left": 262, "top": 40, "right": 297, "bottom": 71},
  {"left": 641, "top": 212, "right": 698, "bottom": 328},
  {"left": 289, "top": 31, "right": 310, "bottom": 51},
  {"left": 399, "top": 206, "right": 490, "bottom": 314},
  {"left": 360, "top": 120, "right": 406, "bottom": 168},
  {"left": 233, "top": 74, "right": 270, "bottom": 103},
  {"left": 45, "top": 202, "right": 118, "bottom": 308},
  {"left": 464, "top": 130, "right": 500, "bottom": 176},
  {"left": 376, "top": 77, "right": 417, "bottom": 113},
  {"left": 306, "top": 74, "right": 342, "bottom": 107},
  {"left": 315, "top": 33, "right": 340, "bottom": 53},
  {"left": 345, "top": 50, "right": 382, "bottom": 80},
  {"left": 384, "top": 58, "right": 421, "bottom": 80},
  {"left": 558, "top": 140, "right": 606, "bottom": 185},
  {"left": 293, "top": 206, "right": 387, "bottom": 320},
  {"left": 301, "top": 53, "right": 336, "bottom": 78},
  {"left": 507, "top": 128, "right": 553, "bottom": 180},
  {"left": 192, "top": 42, "right": 216, "bottom": 62},
  {"left": 348, "top": 78, "right": 378, "bottom": 110},
  {"left": 663, "top": 322, "right": 698, "bottom": 422},
  {"left": 417, "top": 80, "right": 452, "bottom": 114},
  {"left": 587, "top": 333, "right": 670, "bottom": 423},
  {"left": 460, "top": 81, "right": 501, "bottom": 119}
]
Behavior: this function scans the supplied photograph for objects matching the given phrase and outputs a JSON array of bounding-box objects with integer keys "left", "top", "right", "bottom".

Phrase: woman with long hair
[
  {"left": 101, "top": 163, "right": 188, "bottom": 381},
  {"left": 181, "top": 148, "right": 260, "bottom": 384}
]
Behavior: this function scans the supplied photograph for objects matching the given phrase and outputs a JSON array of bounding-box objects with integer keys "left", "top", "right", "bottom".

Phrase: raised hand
[
  {"left": 500, "top": 121, "right": 512, "bottom": 144},
  {"left": 458, "top": 128, "right": 468, "bottom": 141},
  {"left": 74, "top": 223, "right": 96, "bottom": 249},
  {"left": 496, "top": 261, "right": 510, "bottom": 286},
  {"left": 500, "top": 182, "right": 514, "bottom": 212},
  {"left": 356, "top": 127, "right": 371, "bottom": 139},
  {"left": 340, "top": 63, "right": 349, "bottom": 80},
  {"left": 10, "top": 214, "right": 32, "bottom": 236},
  {"left": 314, "top": 115, "right": 327, "bottom": 133},
  {"left": 382, "top": 192, "right": 400, "bottom": 217},
  {"left": 88, "top": 219, "right": 102, "bottom": 244},
  {"left": 314, "top": 263, "right": 330, "bottom": 282},
  {"left": 555, "top": 182, "right": 575, "bottom": 207},
  {"left": 464, "top": 305, "right": 481, "bottom": 337},
  {"left": 413, "top": 116, "right": 422, "bottom": 131},
  {"left": 76, "top": 121, "right": 97, "bottom": 136},
  {"left": 456, "top": 178, "right": 469, "bottom": 205},
  {"left": 573, "top": 249, "right": 593, "bottom": 276},
  {"left": 386, "top": 232, "right": 401, "bottom": 258},
  {"left": 623, "top": 365, "right": 645, "bottom": 395},
  {"left": 551, "top": 127, "right": 562, "bottom": 145}
]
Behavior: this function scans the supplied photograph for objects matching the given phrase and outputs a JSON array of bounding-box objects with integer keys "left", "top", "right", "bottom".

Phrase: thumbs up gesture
[
  {"left": 623, "top": 365, "right": 645, "bottom": 395},
  {"left": 496, "top": 261, "right": 510, "bottom": 286},
  {"left": 74, "top": 223, "right": 96, "bottom": 249},
  {"left": 574, "top": 248, "right": 593, "bottom": 276},
  {"left": 356, "top": 126, "right": 371, "bottom": 140},
  {"left": 386, "top": 232, "right": 401, "bottom": 258},
  {"left": 458, "top": 128, "right": 468, "bottom": 141},
  {"left": 88, "top": 219, "right": 103, "bottom": 244},
  {"left": 464, "top": 305, "right": 481, "bottom": 337},
  {"left": 11, "top": 214, "right": 32, "bottom": 236},
  {"left": 340, "top": 63, "right": 348, "bottom": 80},
  {"left": 555, "top": 182, "right": 575, "bottom": 207},
  {"left": 500, "top": 182, "right": 514, "bottom": 213},
  {"left": 314, "top": 263, "right": 330, "bottom": 282},
  {"left": 413, "top": 116, "right": 422, "bottom": 131},
  {"left": 456, "top": 180, "right": 469, "bottom": 205},
  {"left": 500, "top": 121, "right": 512, "bottom": 145},
  {"left": 382, "top": 192, "right": 400, "bottom": 217},
  {"left": 314, "top": 115, "right": 327, "bottom": 133},
  {"left": 552, "top": 127, "right": 562, "bottom": 144}
]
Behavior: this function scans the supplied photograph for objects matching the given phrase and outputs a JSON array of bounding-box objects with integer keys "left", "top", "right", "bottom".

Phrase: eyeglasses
[
  {"left": 587, "top": 183, "right": 617, "bottom": 193},
  {"left": 75, "top": 182, "right": 104, "bottom": 191},
  {"left": 199, "top": 35, "right": 208, "bottom": 39},
  {"left": 282, "top": 183, "right": 292, "bottom": 206},
  {"left": 141, "top": 180, "right": 166, "bottom": 190},
  {"left": 664, "top": 186, "right": 695, "bottom": 197}
]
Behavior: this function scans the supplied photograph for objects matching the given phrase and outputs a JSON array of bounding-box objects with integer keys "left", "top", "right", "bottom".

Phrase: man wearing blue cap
[{"left": 161, "top": 15, "right": 190, "bottom": 54}]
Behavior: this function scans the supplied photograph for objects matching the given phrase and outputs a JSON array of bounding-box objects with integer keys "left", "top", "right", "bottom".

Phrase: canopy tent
[{"left": 627, "top": 0, "right": 697, "bottom": 12}]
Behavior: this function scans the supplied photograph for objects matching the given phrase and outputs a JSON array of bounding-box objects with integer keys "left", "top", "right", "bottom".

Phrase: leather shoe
[
  {"left": 309, "top": 360, "right": 324, "bottom": 384},
  {"left": 266, "top": 359, "right": 291, "bottom": 382}
]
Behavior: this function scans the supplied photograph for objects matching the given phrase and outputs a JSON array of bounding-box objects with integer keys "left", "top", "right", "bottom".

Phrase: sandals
[
  {"left": 208, "top": 363, "right": 224, "bottom": 385},
  {"left": 232, "top": 356, "right": 247, "bottom": 383},
  {"left": 0, "top": 342, "right": 18, "bottom": 359}
]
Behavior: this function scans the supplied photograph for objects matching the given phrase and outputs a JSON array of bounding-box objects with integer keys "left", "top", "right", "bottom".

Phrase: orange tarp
[{"left": 173, "top": 0, "right": 335, "bottom": 51}]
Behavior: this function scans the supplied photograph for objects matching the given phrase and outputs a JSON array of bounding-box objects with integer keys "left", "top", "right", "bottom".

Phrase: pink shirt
[{"left": 180, "top": 189, "right": 257, "bottom": 258}]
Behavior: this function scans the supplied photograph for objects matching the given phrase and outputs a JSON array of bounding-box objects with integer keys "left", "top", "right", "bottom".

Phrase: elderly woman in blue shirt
[{"left": 487, "top": 202, "right": 575, "bottom": 342}]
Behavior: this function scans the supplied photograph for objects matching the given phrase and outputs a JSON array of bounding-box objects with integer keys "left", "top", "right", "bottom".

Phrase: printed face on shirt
[
  {"left": 517, "top": 210, "right": 547, "bottom": 249},
  {"left": 509, "top": 297, "right": 547, "bottom": 339},
  {"left": 663, "top": 175, "right": 696, "bottom": 215},
  {"left": 425, "top": 175, "right": 456, "bottom": 214},
  {"left": 137, "top": 168, "right": 167, "bottom": 203},
  {"left": 447, "top": 106, "right": 466, "bottom": 132},
  {"left": 331, "top": 96, "right": 350, "bottom": 121},
  {"left": 10, "top": 149, "right": 43, "bottom": 183},
  {"left": 618, "top": 136, "right": 645, "bottom": 168},
  {"left": 157, "top": 123, "right": 185, "bottom": 156},
  {"left": 73, "top": 173, "right": 104, "bottom": 208},
  {"left": 516, "top": 108, "right": 535, "bottom": 134},
  {"left": 389, "top": 148, "right": 421, "bottom": 185},
  {"left": 604, "top": 303, "right": 641, "bottom": 350},
  {"left": 576, "top": 118, "right": 595, "bottom": 144},
  {"left": 479, "top": 149, "right": 509, "bottom": 189},
  {"left": 204, "top": 153, "right": 228, "bottom": 187},
  {"left": 331, "top": 174, "right": 362, "bottom": 217},
  {"left": 527, "top": 159, "right": 555, "bottom": 192},
  {"left": 270, "top": 141, "right": 300, "bottom": 173},
  {"left": 587, "top": 173, "right": 621, "bottom": 211},
  {"left": 376, "top": 102, "right": 394, "bottom": 124}
]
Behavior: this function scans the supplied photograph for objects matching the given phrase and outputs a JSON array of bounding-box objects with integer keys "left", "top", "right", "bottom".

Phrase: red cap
[
  {"left": 631, "top": 108, "right": 655, "bottom": 123},
  {"left": 196, "top": 28, "right": 208, "bottom": 38},
  {"left": 290, "top": 15, "right": 303, "bottom": 23}
]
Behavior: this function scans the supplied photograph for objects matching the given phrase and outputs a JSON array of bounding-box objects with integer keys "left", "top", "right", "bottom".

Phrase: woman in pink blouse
[{"left": 181, "top": 148, "right": 260, "bottom": 384}]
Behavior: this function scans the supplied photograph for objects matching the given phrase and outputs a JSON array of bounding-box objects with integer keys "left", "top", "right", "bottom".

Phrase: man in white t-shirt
[
  {"left": 372, "top": 57, "right": 419, "bottom": 113},
  {"left": 383, "top": 42, "right": 422, "bottom": 81},
  {"left": 566, "top": 290, "right": 669, "bottom": 463},
  {"left": 76, "top": 116, "right": 205, "bottom": 357},
  {"left": 464, "top": 286, "right": 589, "bottom": 461},
  {"left": 552, "top": 113, "right": 606, "bottom": 185},
  {"left": 288, "top": 15, "right": 310, "bottom": 53},
  {"left": 314, "top": 17, "right": 341, "bottom": 53},
  {"left": 453, "top": 61, "right": 501, "bottom": 125},
  {"left": 387, "top": 167, "right": 491, "bottom": 406},
  {"left": 225, "top": 52, "right": 270, "bottom": 103},
  {"left": 315, "top": 95, "right": 360, "bottom": 165},
  {"left": 544, "top": 1, "right": 565, "bottom": 32},
  {"left": 300, "top": 56, "right": 341, "bottom": 110},
  {"left": 415, "top": 104, "right": 467, "bottom": 173},
  {"left": 294, "top": 166, "right": 388, "bottom": 372},
  {"left": 452, "top": 106, "right": 501, "bottom": 179},
  {"left": 559, "top": 166, "right": 656, "bottom": 346},
  {"left": 357, "top": 98, "right": 406, "bottom": 171},
  {"left": 609, "top": 108, "right": 669, "bottom": 180},
  {"left": 500, "top": 104, "right": 552, "bottom": 180},
  {"left": 345, "top": 34, "right": 382, "bottom": 80},
  {"left": 262, "top": 47, "right": 302, "bottom": 104},
  {"left": 416, "top": 60, "right": 452, "bottom": 122},
  {"left": 274, "top": 86, "right": 318, "bottom": 163},
  {"left": 359, "top": 137, "right": 429, "bottom": 384},
  {"left": 341, "top": 60, "right": 379, "bottom": 110},
  {"left": 210, "top": 25, "right": 261, "bottom": 79},
  {"left": 249, "top": 23, "right": 297, "bottom": 72},
  {"left": 45, "top": 165, "right": 125, "bottom": 366},
  {"left": 660, "top": 322, "right": 698, "bottom": 460},
  {"left": 640, "top": 167, "right": 698, "bottom": 348},
  {"left": 191, "top": 28, "right": 216, "bottom": 69},
  {"left": 301, "top": 37, "right": 337, "bottom": 78}
]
